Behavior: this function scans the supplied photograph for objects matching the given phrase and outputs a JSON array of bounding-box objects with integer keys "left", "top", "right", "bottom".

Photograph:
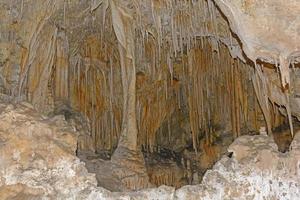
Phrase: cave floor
[
  {"left": 78, "top": 124, "right": 295, "bottom": 192},
  {"left": 77, "top": 131, "right": 235, "bottom": 192}
]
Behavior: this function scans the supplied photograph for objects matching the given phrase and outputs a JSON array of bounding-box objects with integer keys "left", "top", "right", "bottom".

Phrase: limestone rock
[
  {"left": 0, "top": 102, "right": 99, "bottom": 199},
  {"left": 1, "top": 102, "right": 300, "bottom": 199},
  {"left": 197, "top": 133, "right": 300, "bottom": 200}
]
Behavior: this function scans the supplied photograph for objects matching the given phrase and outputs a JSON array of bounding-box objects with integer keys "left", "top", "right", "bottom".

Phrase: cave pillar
[
  {"left": 109, "top": 0, "right": 151, "bottom": 190},
  {"left": 116, "top": 43, "right": 138, "bottom": 151},
  {"left": 109, "top": 0, "right": 138, "bottom": 153}
]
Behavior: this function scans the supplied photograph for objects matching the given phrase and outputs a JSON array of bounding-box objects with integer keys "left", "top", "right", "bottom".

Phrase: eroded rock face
[
  {"left": 0, "top": 102, "right": 101, "bottom": 199},
  {"left": 0, "top": 102, "right": 299, "bottom": 199},
  {"left": 197, "top": 133, "right": 300, "bottom": 200},
  {"left": 213, "top": 0, "right": 300, "bottom": 125},
  {"left": 0, "top": 102, "right": 172, "bottom": 199},
  {"left": 214, "top": 0, "right": 300, "bottom": 63}
]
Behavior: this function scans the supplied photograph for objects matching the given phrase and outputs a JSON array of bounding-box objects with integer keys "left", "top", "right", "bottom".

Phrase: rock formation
[
  {"left": 0, "top": 102, "right": 299, "bottom": 199},
  {"left": 0, "top": 0, "right": 299, "bottom": 199}
]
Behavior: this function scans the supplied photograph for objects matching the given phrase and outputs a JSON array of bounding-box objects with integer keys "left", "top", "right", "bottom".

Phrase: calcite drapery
[{"left": 214, "top": 0, "right": 300, "bottom": 136}]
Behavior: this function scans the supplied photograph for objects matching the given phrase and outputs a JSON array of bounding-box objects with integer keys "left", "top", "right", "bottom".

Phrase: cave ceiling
[
  {"left": 214, "top": 0, "right": 300, "bottom": 88},
  {"left": 0, "top": 0, "right": 300, "bottom": 131}
]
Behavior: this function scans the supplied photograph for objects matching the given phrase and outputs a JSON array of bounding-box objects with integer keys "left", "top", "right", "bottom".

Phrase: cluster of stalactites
[
  {"left": 181, "top": 40, "right": 257, "bottom": 152},
  {"left": 18, "top": 0, "right": 259, "bottom": 153},
  {"left": 252, "top": 61, "right": 295, "bottom": 138},
  {"left": 132, "top": 0, "right": 234, "bottom": 64},
  {"left": 12, "top": 0, "right": 290, "bottom": 155}
]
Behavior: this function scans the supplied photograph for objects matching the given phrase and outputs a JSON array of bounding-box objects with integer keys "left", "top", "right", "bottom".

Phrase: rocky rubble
[
  {"left": 0, "top": 102, "right": 299, "bottom": 199},
  {"left": 176, "top": 132, "right": 300, "bottom": 200},
  {"left": 0, "top": 102, "right": 100, "bottom": 199}
]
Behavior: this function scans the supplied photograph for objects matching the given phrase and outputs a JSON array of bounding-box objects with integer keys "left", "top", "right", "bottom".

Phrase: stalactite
[
  {"left": 285, "top": 92, "right": 294, "bottom": 137},
  {"left": 252, "top": 63, "right": 272, "bottom": 135},
  {"left": 54, "top": 31, "right": 69, "bottom": 105},
  {"left": 17, "top": 3, "right": 56, "bottom": 100},
  {"left": 24, "top": 26, "right": 58, "bottom": 113},
  {"left": 14, "top": 0, "right": 281, "bottom": 158},
  {"left": 181, "top": 39, "right": 259, "bottom": 150}
]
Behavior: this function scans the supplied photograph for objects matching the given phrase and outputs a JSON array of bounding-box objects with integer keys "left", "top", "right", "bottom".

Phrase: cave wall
[
  {"left": 214, "top": 0, "right": 300, "bottom": 136},
  {"left": 0, "top": 0, "right": 290, "bottom": 154},
  {"left": 0, "top": 101, "right": 299, "bottom": 199}
]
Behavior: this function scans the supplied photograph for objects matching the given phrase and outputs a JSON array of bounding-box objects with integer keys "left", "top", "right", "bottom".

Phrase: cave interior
[{"left": 0, "top": 0, "right": 299, "bottom": 199}]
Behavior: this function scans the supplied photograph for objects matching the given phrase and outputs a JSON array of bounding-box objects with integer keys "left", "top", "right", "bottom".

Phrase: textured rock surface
[
  {"left": 214, "top": 0, "right": 300, "bottom": 125},
  {"left": 214, "top": 0, "right": 300, "bottom": 63},
  {"left": 0, "top": 102, "right": 101, "bottom": 199},
  {"left": 197, "top": 132, "right": 300, "bottom": 200},
  {"left": 0, "top": 102, "right": 299, "bottom": 199},
  {"left": 0, "top": 102, "right": 173, "bottom": 199}
]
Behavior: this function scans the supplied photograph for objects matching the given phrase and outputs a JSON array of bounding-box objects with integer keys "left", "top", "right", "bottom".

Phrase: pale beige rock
[
  {"left": 1, "top": 102, "right": 300, "bottom": 199},
  {"left": 214, "top": 0, "right": 300, "bottom": 130},
  {"left": 214, "top": 0, "right": 300, "bottom": 64},
  {"left": 0, "top": 102, "right": 99, "bottom": 199}
]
